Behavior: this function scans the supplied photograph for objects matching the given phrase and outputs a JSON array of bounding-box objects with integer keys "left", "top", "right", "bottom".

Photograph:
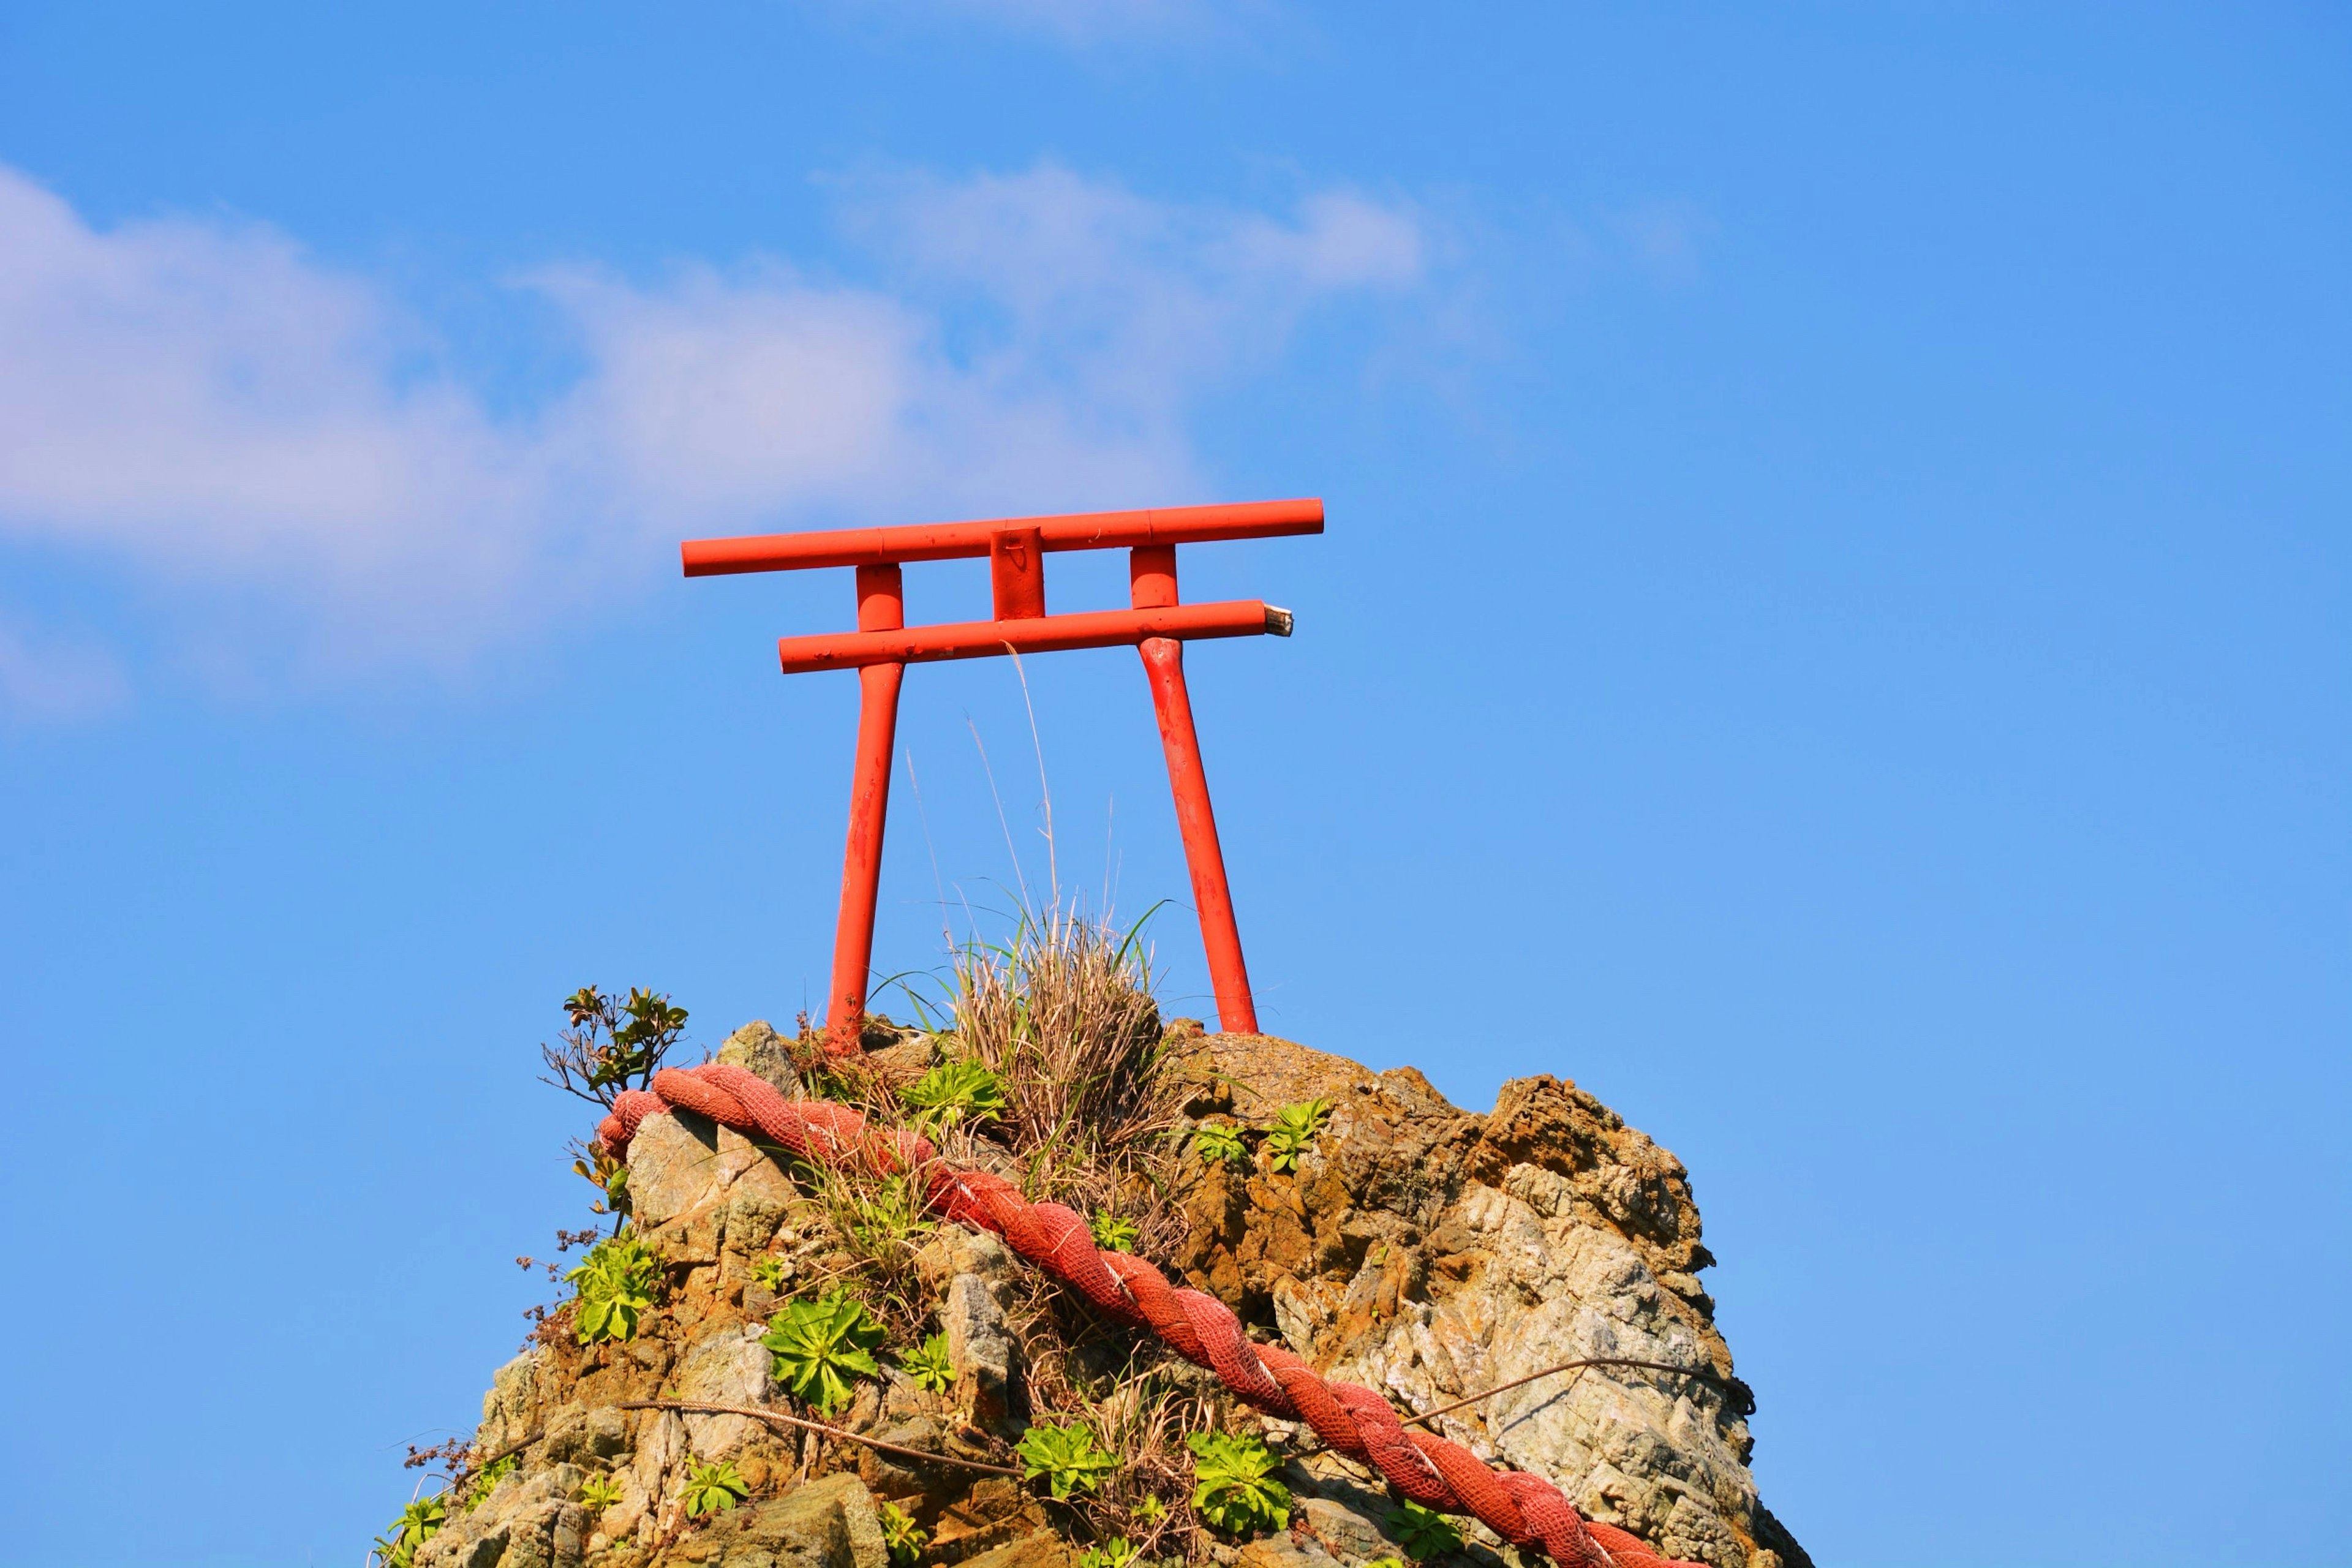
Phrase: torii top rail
[{"left": 681, "top": 497, "right": 1321, "bottom": 1048}]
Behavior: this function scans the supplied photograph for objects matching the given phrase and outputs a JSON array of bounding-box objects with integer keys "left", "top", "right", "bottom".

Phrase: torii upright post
[{"left": 681, "top": 499, "right": 1321, "bottom": 1051}]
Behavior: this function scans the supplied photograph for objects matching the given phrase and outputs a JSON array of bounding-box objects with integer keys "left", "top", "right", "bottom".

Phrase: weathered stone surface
[
  {"left": 630, "top": 1110, "right": 798, "bottom": 1235},
  {"left": 655, "top": 1474, "right": 889, "bottom": 1568},
  {"left": 950, "top": 1532, "right": 1076, "bottom": 1568},
  {"left": 417, "top": 1464, "right": 589, "bottom": 1568},
  {"left": 940, "top": 1274, "right": 1014, "bottom": 1428},
  {"left": 717, "top": 1022, "right": 805, "bottom": 1099},
  {"left": 431, "top": 1019, "right": 1802, "bottom": 1568},
  {"left": 1170, "top": 1035, "right": 1806, "bottom": 1568},
  {"left": 675, "top": 1322, "right": 772, "bottom": 1457}
]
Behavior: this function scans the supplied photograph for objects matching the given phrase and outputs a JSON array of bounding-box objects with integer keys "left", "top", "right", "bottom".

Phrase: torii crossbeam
[{"left": 681, "top": 497, "right": 1322, "bottom": 1050}]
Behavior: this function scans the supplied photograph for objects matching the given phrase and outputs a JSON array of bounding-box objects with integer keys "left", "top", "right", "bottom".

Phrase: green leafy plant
[
  {"left": 763, "top": 1287, "right": 884, "bottom": 1415},
  {"left": 902, "top": 1331, "right": 955, "bottom": 1395},
  {"left": 1016, "top": 1420, "right": 1120, "bottom": 1499},
  {"left": 541, "top": 985, "right": 691, "bottom": 1105},
  {"left": 371, "top": 1495, "right": 448, "bottom": 1568},
  {"left": 1389, "top": 1500, "right": 1464, "bottom": 1560},
  {"left": 1133, "top": 1494, "right": 1165, "bottom": 1524},
  {"left": 878, "top": 1499, "right": 928, "bottom": 1566},
  {"left": 1364, "top": 1558, "right": 1406, "bottom": 1568},
  {"left": 569, "top": 1142, "right": 631, "bottom": 1220},
  {"left": 900, "top": 1058, "right": 1010, "bottom": 1125},
  {"left": 1260, "top": 1099, "right": 1331, "bottom": 1174},
  {"left": 1190, "top": 1123, "right": 1247, "bottom": 1166},
  {"left": 1088, "top": 1211, "right": 1139, "bottom": 1252},
  {"left": 1080, "top": 1537, "right": 1142, "bottom": 1568},
  {"left": 682, "top": 1459, "right": 749, "bottom": 1518},
  {"left": 565, "top": 1234, "right": 661, "bottom": 1344},
  {"left": 577, "top": 1473, "right": 625, "bottom": 1513},
  {"left": 749, "top": 1254, "right": 791, "bottom": 1293},
  {"left": 466, "top": 1453, "right": 518, "bottom": 1510},
  {"left": 1187, "top": 1430, "right": 1291, "bottom": 1536}
]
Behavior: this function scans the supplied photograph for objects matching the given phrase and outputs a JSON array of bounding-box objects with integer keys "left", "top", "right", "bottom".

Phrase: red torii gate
[{"left": 680, "top": 498, "right": 1321, "bottom": 1050}]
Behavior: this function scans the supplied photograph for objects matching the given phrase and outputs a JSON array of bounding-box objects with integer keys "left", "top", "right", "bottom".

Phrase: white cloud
[{"left": 0, "top": 162, "right": 1426, "bottom": 702}]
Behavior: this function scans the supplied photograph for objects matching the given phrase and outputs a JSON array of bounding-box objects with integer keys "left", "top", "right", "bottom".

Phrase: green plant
[
  {"left": 371, "top": 1495, "right": 447, "bottom": 1568},
  {"left": 1079, "top": 1538, "right": 1141, "bottom": 1568},
  {"left": 1016, "top": 1420, "right": 1120, "bottom": 1499},
  {"left": 749, "top": 1254, "right": 791, "bottom": 1292},
  {"left": 878, "top": 1499, "right": 928, "bottom": 1566},
  {"left": 763, "top": 1287, "right": 884, "bottom": 1415},
  {"left": 541, "top": 985, "right": 691, "bottom": 1105},
  {"left": 1190, "top": 1123, "right": 1247, "bottom": 1166},
  {"left": 577, "top": 1473, "right": 625, "bottom": 1513},
  {"left": 1186, "top": 1430, "right": 1290, "bottom": 1536},
  {"left": 1088, "top": 1210, "right": 1139, "bottom": 1252},
  {"left": 902, "top": 1331, "right": 955, "bottom": 1394},
  {"left": 1133, "top": 1494, "right": 1165, "bottom": 1524},
  {"left": 466, "top": 1453, "right": 518, "bottom": 1510},
  {"left": 682, "top": 1459, "right": 749, "bottom": 1518},
  {"left": 900, "top": 1058, "right": 1010, "bottom": 1125},
  {"left": 1364, "top": 1558, "right": 1406, "bottom": 1568},
  {"left": 1260, "top": 1099, "right": 1330, "bottom": 1174},
  {"left": 565, "top": 1234, "right": 661, "bottom": 1344},
  {"left": 570, "top": 1142, "right": 631, "bottom": 1220},
  {"left": 1389, "top": 1500, "right": 1464, "bottom": 1560}
]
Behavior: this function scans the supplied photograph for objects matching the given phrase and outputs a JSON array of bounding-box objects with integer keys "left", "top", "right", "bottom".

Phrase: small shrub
[
  {"left": 682, "top": 1459, "right": 749, "bottom": 1517},
  {"left": 902, "top": 1331, "right": 955, "bottom": 1394},
  {"left": 1260, "top": 1099, "right": 1330, "bottom": 1174},
  {"left": 900, "top": 1058, "right": 1009, "bottom": 1125},
  {"left": 1389, "top": 1501, "right": 1464, "bottom": 1560},
  {"left": 1080, "top": 1538, "right": 1141, "bottom": 1568},
  {"left": 577, "top": 1473, "right": 624, "bottom": 1513},
  {"left": 878, "top": 1498, "right": 928, "bottom": 1566},
  {"left": 749, "top": 1254, "right": 791, "bottom": 1293},
  {"left": 565, "top": 1234, "right": 660, "bottom": 1344},
  {"left": 466, "top": 1453, "right": 518, "bottom": 1511},
  {"left": 570, "top": 1144, "right": 631, "bottom": 1220},
  {"left": 763, "top": 1288, "right": 884, "bottom": 1415},
  {"left": 371, "top": 1495, "right": 447, "bottom": 1568},
  {"left": 1088, "top": 1211, "right": 1139, "bottom": 1253},
  {"left": 1017, "top": 1420, "right": 1120, "bottom": 1499},
  {"left": 541, "top": 985, "right": 690, "bottom": 1106},
  {"left": 1190, "top": 1123, "right": 1247, "bottom": 1166},
  {"left": 1187, "top": 1430, "right": 1290, "bottom": 1536}
]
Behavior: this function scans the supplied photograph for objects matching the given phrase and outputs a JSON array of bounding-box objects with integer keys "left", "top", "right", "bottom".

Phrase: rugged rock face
[
  {"left": 1169, "top": 1035, "right": 1806, "bottom": 1568},
  {"left": 417, "top": 1022, "right": 1806, "bottom": 1568}
]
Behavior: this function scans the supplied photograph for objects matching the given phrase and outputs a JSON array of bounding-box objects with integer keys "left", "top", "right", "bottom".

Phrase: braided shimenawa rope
[{"left": 597, "top": 1062, "right": 1705, "bottom": 1568}]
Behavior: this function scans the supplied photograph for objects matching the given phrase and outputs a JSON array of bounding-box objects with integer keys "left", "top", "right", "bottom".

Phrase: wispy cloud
[{"left": 0, "top": 162, "right": 1426, "bottom": 707}]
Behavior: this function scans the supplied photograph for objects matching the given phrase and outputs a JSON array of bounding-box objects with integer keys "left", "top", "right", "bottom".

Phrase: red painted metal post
[
  {"left": 826, "top": 563, "right": 905, "bottom": 1051},
  {"left": 1131, "top": 546, "right": 1259, "bottom": 1035}
]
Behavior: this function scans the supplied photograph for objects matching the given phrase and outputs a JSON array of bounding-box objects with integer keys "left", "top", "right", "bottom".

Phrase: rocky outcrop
[
  {"left": 1170, "top": 1034, "right": 1804, "bottom": 1568},
  {"left": 419, "top": 1020, "right": 1805, "bottom": 1568}
]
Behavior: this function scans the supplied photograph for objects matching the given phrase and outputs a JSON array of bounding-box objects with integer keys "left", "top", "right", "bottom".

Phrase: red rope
[{"left": 599, "top": 1063, "right": 1704, "bottom": 1568}]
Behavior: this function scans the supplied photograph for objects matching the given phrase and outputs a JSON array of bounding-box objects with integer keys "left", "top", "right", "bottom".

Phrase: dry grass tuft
[{"left": 948, "top": 907, "right": 1190, "bottom": 1248}]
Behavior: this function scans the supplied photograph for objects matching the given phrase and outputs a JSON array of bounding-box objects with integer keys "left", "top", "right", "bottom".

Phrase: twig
[
  {"left": 469, "top": 1428, "right": 546, "bottom": 1473},
  {"left": 617, "top": 1400, "right": 1019, "bottom": 1477},
  {"left": 1399, "top": 1357, "right": 1733, "bottom": 1430}
]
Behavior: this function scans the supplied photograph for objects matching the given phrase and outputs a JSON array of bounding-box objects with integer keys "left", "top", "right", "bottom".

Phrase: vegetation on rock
[
  {"left": 370, "top": 1494, "right": 445, "bottom": 1568},
  {"left": 1017, "top": 1420, "right": 1120, "bottom": 1499},
  {"left": 564, "top": 1233, "right": 660, "bottom": 1345},
  {"left": 761, "top": 1286, "right": 884, "bottom": 1415},
  {"left": 1185, "top": 1430, "right": 1290, "bottom": 1536},
  {"left": 680, "top": 1460, "right": 748, "bottom": 1518},
  {"left": 1389, "top": 1500, "right": 1464, "bottom": 1561}
]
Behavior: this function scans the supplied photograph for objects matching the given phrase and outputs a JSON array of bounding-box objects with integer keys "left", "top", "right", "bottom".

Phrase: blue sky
[{"left": 2, "top": 4, "right": 2346, "bottom": 1565}]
